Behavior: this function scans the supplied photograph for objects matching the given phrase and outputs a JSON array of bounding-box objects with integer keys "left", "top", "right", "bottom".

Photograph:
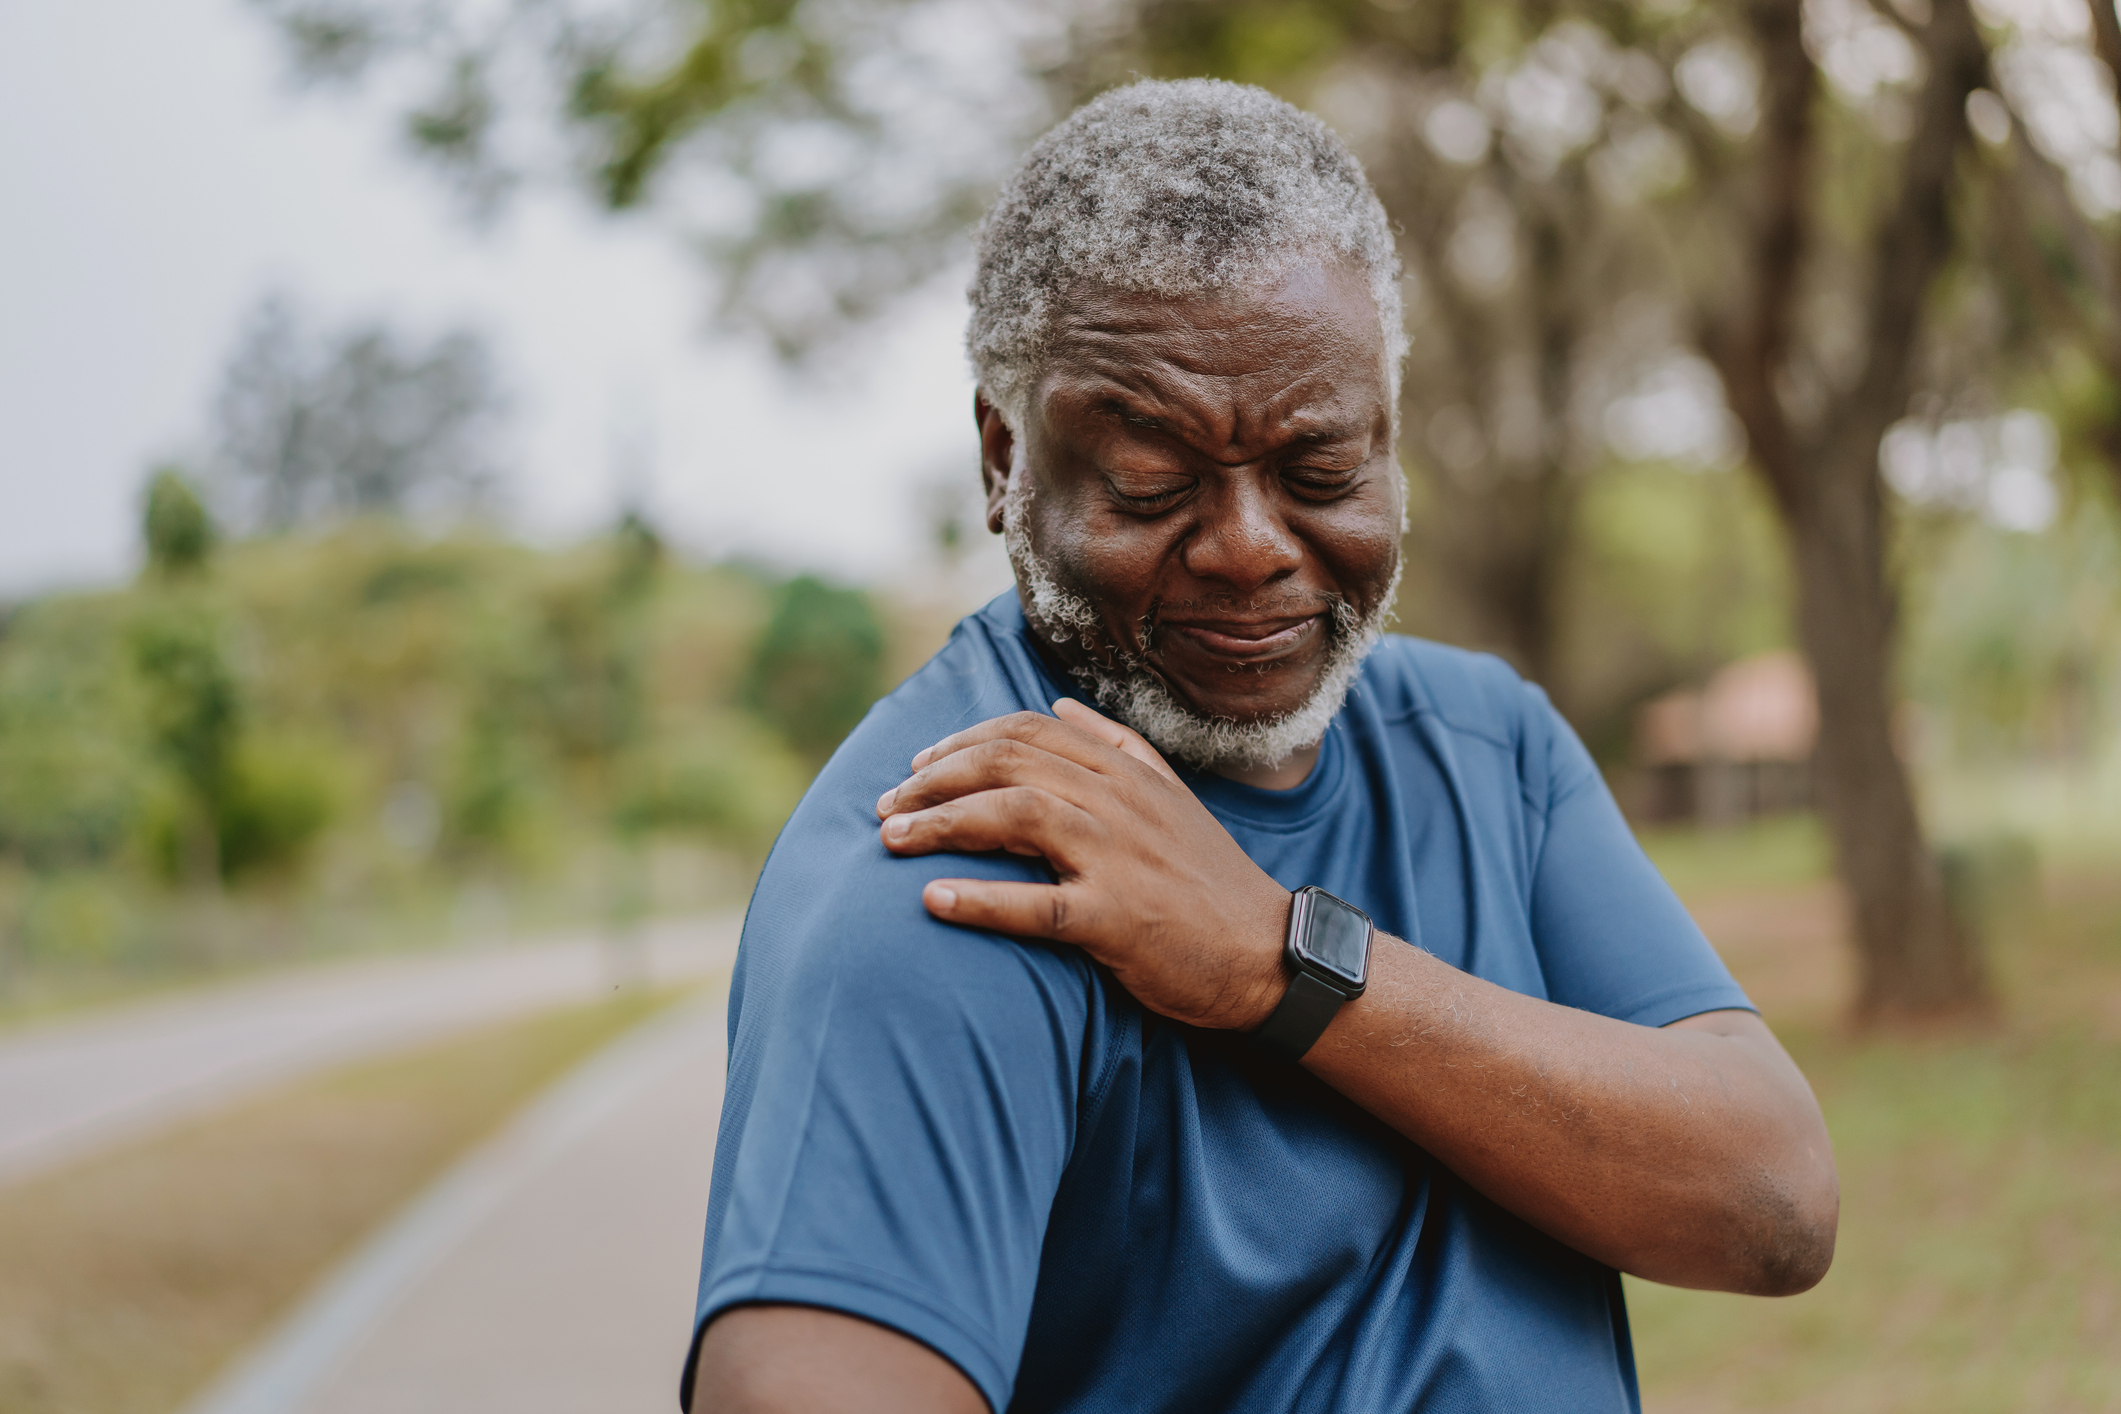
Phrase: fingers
[
  {"left": 922, "top": 877, "right": 1097, "bottom": 943},
  {"left": 908, "top": 707, "right": 1134, "bottom": 779},
  {"left": 880, "top": 786, "right": 1100, "bottom": 866},
  {"left": 1051, "top": 698, "right": 1182, "bottom": 784},
  {"left": 881, "top": 735, "right": 1105, "bottom": 818}
]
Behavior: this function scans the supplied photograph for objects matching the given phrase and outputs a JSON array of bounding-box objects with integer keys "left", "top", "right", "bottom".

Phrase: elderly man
[{"left": 684, "top": 79, "right": 1836, "bottom": 1413}]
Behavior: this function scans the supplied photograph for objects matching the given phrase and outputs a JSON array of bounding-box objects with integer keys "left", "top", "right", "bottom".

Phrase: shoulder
[
  {"left": 733, "top": 597, "right": 1097, "bottom": 1044},
  {"left": 784, "top": 596, "right": 1056, "bottom": 848},
  {"left": 1356, "top": 636, "right": 1597, "bottom": 811},
  {"left": 1359, "top": 635, "right": 1539, "bottom": 745}
]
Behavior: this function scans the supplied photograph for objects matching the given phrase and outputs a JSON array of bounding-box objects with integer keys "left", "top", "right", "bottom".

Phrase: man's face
[{"left": 979, "top": 257, "right": 1402, "bottom": 734}]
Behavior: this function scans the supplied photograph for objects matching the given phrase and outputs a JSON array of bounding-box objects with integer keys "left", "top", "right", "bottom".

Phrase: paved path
[
  {"left": 0, "top": 914, "right": 740, "bottom": 1187},
  {"left": 183, "top": 988, "right": 728, "bottom": 1414}
]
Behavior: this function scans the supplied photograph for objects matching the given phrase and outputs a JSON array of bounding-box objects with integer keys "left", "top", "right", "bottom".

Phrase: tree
[
  {"left": 143, "top": 468, "right": 215, "bottom": 577},
  {"left": 1683, "top": 0, "right": 1996, "bottom": 1019},
  {"left": 213, "top": 293, "right": 507, "bottom": 530}
]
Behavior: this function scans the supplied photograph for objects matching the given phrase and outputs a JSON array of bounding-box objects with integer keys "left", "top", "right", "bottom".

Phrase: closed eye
[
  {"left": 1105, "top": 476, "right": 1194, "bottom": 511},
  {"left": 1283, "top": 468, "right": 1362, "bottom": 499}
]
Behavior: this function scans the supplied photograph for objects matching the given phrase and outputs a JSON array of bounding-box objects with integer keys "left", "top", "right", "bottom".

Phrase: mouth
[{"left": 1161, "top": 611, "right": 1325, "bottom": 664}]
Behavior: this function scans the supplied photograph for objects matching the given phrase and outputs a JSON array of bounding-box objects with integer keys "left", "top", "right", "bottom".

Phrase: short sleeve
[
  {"left": 684, "top": 780, "right": 1098, "bottom": 1413},
  {"left": 1521, "top": 687, "right": 1755, "bottom": 1026}
]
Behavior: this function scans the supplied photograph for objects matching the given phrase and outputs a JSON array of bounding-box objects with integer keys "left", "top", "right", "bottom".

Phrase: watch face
[{"left": 1297, "top": 891, "right": 1370, "bottom": 989}]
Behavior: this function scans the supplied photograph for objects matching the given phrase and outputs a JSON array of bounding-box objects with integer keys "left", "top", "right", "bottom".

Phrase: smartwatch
[{"left": 1252, "top": 886, "right": 1373, "bottom": 1063}]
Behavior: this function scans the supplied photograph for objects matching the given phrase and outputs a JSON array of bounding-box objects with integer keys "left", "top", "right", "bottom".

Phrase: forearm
[{"left": 1300, "top": 938, "right": 1838, "bottom": 1294}]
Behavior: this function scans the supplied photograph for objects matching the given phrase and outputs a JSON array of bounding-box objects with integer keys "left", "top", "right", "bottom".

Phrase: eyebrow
[
  {"left": 1097, "top": 398, "right": 1361, "bottom": 447},
  {"left": 1098, "top": 398, "right": 1175, "bottom": 433}
]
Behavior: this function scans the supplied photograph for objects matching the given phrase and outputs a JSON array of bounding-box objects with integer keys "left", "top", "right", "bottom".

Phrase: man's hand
[{"left": 877, "top": 698, "right": 1292, "bottom": 1032}]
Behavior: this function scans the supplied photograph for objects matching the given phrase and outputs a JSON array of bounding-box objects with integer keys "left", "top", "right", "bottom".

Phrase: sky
[{"left": 0, "top": 0, "right": 1010, "bottom": 601}]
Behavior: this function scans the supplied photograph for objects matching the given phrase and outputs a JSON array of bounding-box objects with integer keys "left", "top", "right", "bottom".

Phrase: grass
[
  {"left": 1636, "top": 812, "right": 1834, "bottom": 899},
  {"left": 1627, "top": 817, "right": 2121, "bottom": 1413},
  {"left": 0, "top": 986, "right": 688, "bottom": 1414}
]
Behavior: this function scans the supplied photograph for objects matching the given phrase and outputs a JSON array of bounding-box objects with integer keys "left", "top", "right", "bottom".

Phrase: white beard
[{"left": 1002, "top": 469, "right": 1398, "bottom": 773}]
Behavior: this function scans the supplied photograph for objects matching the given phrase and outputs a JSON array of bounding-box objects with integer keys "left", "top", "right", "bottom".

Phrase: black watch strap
[{"left": 1252, "top": 968, "right": 1350, "bottom": 1063}]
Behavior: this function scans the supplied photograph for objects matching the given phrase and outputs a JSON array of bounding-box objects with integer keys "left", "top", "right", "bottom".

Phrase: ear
[{"left": 975, "top": 391, "right": 1016, "bottom": 535}]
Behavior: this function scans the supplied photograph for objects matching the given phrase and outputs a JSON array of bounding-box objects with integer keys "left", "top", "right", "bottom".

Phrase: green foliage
[
  {"left": 526, "top": 571, "right": 647, "bottom": 763},
  {"left": 1556, "top": 464, "right": 1793, "bottom": 758},
  {"left": 128, "top": 604, "right": 239, "bottom": 804},
  {"left": 1131, "top": 0, "right": 1356, "bottom": 88},
  {"left": 568, "top": 0, "right": 816, "bottom": 209},
  {"left": 1903, "top": 492, "right": 2121, "bottom": 760},
  {"left": 14, "top": 871, "right": 139, "bottom": 965},
  {"left": 610, "top": 510, "right": 664, "bottom": 603},
  {"left": 613, "top": 716, "right": 809, "bottom": 847},
  {"left": 126, "top": 602, "right": 242, "bottom": 887},
  {"left": 0, "top": 524, "right": 859, "bottom": 992},
  {"left": 142, "top": 469, "right": 215, "bottom": 577},
  {"left": 123, "top": 602, "right": 343, "bottom": 886},
  {"left": 443, "top": 701, "right": 548, "bottom": 864},
  {"left": 742, "top": 574, "right": 886, "bottom": 760},
  {"left": 213, "top": 736, "right": 343, "bottom": 880},
  {"left": 0, "top": 600, "right": 150, "bottom": 867},
  {"left": 251, "top": 0, "right": 1015, "bottom": 358},
  {"left": 1636, "top": 813, "right": 1832, "bottom": 899}
]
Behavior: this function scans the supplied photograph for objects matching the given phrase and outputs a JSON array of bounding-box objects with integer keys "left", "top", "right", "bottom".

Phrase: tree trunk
[
  {"left": 1406, "top": 196, "right": 1582, "bottom": 694},
  {"left": 1789, "top": 452, "right": 1989, "bottom": 1020},
  {"left": 1416, "top": 469, "right": 1573, "bottom": 688},
  {"left": 1710, "top": 0, "right": 1995, "bottom": 1022}
]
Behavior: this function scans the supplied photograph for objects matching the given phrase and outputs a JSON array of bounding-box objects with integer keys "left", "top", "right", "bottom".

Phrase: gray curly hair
[{"left": 966, "top": 78, "right": 1407, "bottom": 431}]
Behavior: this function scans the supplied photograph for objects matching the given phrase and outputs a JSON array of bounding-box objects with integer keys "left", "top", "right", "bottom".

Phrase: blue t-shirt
[{"left": 686, "top": 594, "right": 1751, "bottom": 1413}]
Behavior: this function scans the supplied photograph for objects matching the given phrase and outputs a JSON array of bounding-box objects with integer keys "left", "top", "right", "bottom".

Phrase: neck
[{"left": 1213, "top": 743, "right": 1320, "bottom": 792}]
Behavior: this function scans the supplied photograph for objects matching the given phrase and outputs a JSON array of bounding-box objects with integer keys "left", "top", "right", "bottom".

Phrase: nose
[{"left": 1180, "top": 472, "right": 1304, "bottom": 595}]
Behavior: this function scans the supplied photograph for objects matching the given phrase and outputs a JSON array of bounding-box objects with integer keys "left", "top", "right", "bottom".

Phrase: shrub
[
  {"left": 742, "top": 575, "right": 885, "bottom": 761},
  {"left": 215, "top": 736, "right": 343, "bottom": 880},
  {"left": 613, "top": 718, "right": 809, "bottom": 854}
]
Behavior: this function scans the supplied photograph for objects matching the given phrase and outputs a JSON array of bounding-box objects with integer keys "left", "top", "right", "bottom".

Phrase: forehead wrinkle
[
  {"left": 1049, "top": 337, "right": 1377, "bottom": 463},
  {"left": 1053, "top": 302, "right": 1349, "bottom": 379}
]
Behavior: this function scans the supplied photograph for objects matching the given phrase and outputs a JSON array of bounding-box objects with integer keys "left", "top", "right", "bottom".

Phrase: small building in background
[{"left": 1631, "top": 651, "right": 1817, "bottom": 825}]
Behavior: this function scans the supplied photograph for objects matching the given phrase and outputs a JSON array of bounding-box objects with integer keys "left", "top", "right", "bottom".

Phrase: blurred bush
[
  {"left": 614, "top": 716, "right": 812, "bottom": 848},
  {"left": 137, "top": 735, "right": 345, "bottom": 885},
  {"left": 742, "top": 574, "right": 886, "bottom": 763}
]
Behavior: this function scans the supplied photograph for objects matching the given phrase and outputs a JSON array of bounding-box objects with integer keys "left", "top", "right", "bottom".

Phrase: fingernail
[
  {"left": 930, "top": 885, "right": 957, "bottom": 911},
  {"left": 876, "top": 787, "right": 897, "bottom": 814},
  {"left": 885, "top": 816, "right": 911, "bottom": 841},
  {"left": 912, "top": 748, "right": 933, "bottom": 769}
]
